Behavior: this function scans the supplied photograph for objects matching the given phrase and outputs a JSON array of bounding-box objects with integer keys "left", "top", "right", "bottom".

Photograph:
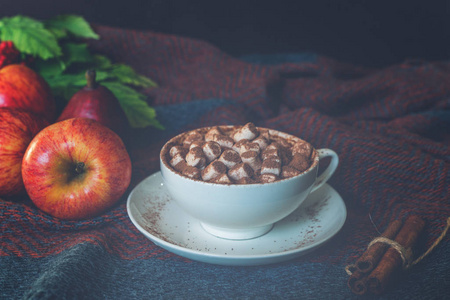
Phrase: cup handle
[{"left": 310, "top": 148, "right": 339, "bottom": 193}]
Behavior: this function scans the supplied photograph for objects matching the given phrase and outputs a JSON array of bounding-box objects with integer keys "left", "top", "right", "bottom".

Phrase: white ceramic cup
[{"left": 160, "top": 127, "right": 339, "bottom": 240}]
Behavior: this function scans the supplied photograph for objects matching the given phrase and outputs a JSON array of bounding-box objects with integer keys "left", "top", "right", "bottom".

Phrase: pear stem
[
  {"left": 75, "top": 162, "right": 85, "bottom": 174},
  {"left": 85, "top": 69, "right": 97, "bottom": 89}
]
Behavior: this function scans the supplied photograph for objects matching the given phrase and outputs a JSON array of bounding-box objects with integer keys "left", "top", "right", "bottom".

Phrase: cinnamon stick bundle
[
  {"left": 356, "top": 219, "right": 403, "bottom": 273},
  {"left": 367, "top": 215, "right": 425, "bottom": 294},
  {"left": 347, "top": 219, "right": 403, "bottom": 294},
  {"left": 347, "top": 215, "right": 425, "bottom": 295}
]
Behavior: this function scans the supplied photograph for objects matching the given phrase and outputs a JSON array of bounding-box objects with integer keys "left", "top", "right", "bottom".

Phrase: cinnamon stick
[
  {"left": 356, "top": 219, "right": 403, "bottom": 273},
  {"left": 348, "top": 219, "right": 403, "bottom": 294},
  {"left": 347, "top": 270, "right": 368, "bottom": 295},
  {"left": 367, "top": 215, "right": 425, "bottom": 294}
]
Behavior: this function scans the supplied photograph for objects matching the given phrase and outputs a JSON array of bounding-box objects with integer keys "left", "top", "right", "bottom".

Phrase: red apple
[
  {"left": 0, "top": 64, "right": 56, "bottom": 121},
  {"left": 0, "top": 108, "right": 48, "bottom": 196},
  {"left": 22, "top": 118, "right": 132, "bottom": 220}
]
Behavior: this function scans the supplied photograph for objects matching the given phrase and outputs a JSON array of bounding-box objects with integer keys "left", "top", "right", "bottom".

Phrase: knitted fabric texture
[{"left": 1, "top": 25, "right": 449, "bottom": 299}]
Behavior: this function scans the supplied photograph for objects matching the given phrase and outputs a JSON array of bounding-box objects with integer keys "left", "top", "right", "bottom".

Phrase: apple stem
[
  {"left": 85, "top": 69, "right": 97, "bottom": 89},
  {"left": 75, "top": 162, "right": 85, "bottom": 174}
]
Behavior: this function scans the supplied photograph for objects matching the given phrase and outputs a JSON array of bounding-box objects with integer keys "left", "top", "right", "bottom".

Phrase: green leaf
[
  {"left": 44, "top": 69, "right": 109, "bottom": 89},
  {"left": 32, "top": 43, "right": 92, "bottom": 77},
  {"left": 43, "top": 71, "right": 86, "bottom": 100},
  {"left": 93, "top": 70, "right": 111, "bottom": 81},
  {"left": 102, "top": 81, "right": 163, "bottom": 129},
  {"left": 110, "top": 64, "right": 158, "bottom": 88},
  {"left": 45, "top": 72, "right": 88, "bottom": 88},
  {"left": 33, "top": 58, "right": 66, "bottom": 77},
  {"left": 0, "top": 16, "right": 61, "bottom": 59},
  {"left": 92, "top": 55, "right": 113, "bottom": 69},
  {"left": 46, "top": 27, "right": 67, "bottom": 39},
  {"left": 45, "top": 15, "right": 99, "bottom": 39},
  {"left": 61, "top": 42, "right": 94, "bottom": 67}
]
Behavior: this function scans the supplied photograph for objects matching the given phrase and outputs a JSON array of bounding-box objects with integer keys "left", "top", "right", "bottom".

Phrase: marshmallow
[
  {"left": 240, "top": 150, "right": 262, "bottom": 171},
  {"left": 205, "top": 127, "right": 224, "bottom": 141},
  {"left": 259, "top": 173, "right": 279, "bottom": 183},
  {"left": 265, "top": 142, "right": 280, "bottom": 151},
  {"left": 261, "top": 148, "right": 280, "bottom": 161},
  {"left": 232, "top": 122, "right": 259, "bottom": 142},
  {"left": 281, "top": 166, "right": 301, "bottom": 178},
  {"left": 169, "top": 145, "right": 186, "bottom": 158},
  {"left": 202, "top": 141, "right": 222, "bottom": 162},
  {"left": 289, "top": 153, "right": 310, "bottom": 172},
  {"left": 189, "top": 140, "right": 205, "bottom": 150},
  {"left": 276, "top": 138, "right": 292, "bottom": 149},
  {"left": 237, "top": 177, "right": 255, "bottom": 184},
  {"left": 266, "top": 142, "right": 291, "bottom": 165},
  {"left": 170, "top": 154, "right": 187, "bottom": 172},
  {"left": 182, "top": 166, "right": 201, "bottom": 179},
  {"left": 232, "top": 139, "right": 249, "bottom": 153},
  {"left": 240, "top": 142, "right": 260, "bottom": 155},
  {"left": 201, "top": 160, "right": 227, "bottom": 181},
  {"left": 210, "top": 134, "right": 234, "bottom": 149},
  {"left": 252, "top": 136, "right": 269, "bottom": 151},
  {"left": 183, "top": 131, "right": 203, "bottom": 147},
  {"left": 261, "top": 157, "right": 281, "bottom": 176},
  {"left": 186, "top": 147, "right": 206, "bottom": 168},
  {"left": 218, "top": 149, "right": 241, "bottom": 169},
  {"left": 259, "top": 128, "right": 270, "bottom": 140},
  {"left": 292, "top": 141, "right": 313, "bottom": 159},
  {"left": 213, "top": 173, "right": 232, "bottom": 184},
  {"left": 228, "top": 163, "right": 254, "bottom": 181}
]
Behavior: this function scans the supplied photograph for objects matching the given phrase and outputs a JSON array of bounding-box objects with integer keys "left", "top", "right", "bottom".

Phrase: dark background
[{"left": 1, "top": 0, "right": 449, "bottom": 68}]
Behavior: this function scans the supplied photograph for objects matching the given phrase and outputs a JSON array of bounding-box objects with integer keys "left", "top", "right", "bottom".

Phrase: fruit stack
[{"left": 0, "top": 43, "right": 132, "bottom": 220}]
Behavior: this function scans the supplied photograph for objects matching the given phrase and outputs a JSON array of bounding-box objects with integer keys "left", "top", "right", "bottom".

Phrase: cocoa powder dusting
[{"left": 161, "top": 123, "right": 317, "bottom": 184}]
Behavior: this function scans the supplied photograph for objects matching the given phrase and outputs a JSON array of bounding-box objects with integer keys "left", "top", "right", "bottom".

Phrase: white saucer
[{"left": 126, "top": 172, "right": 347, "bottom": 266}]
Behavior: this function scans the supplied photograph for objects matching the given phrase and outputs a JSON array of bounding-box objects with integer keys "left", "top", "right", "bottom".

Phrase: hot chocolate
[{"left": 161, "top": 123, "right": 315, "bottom": 184}]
